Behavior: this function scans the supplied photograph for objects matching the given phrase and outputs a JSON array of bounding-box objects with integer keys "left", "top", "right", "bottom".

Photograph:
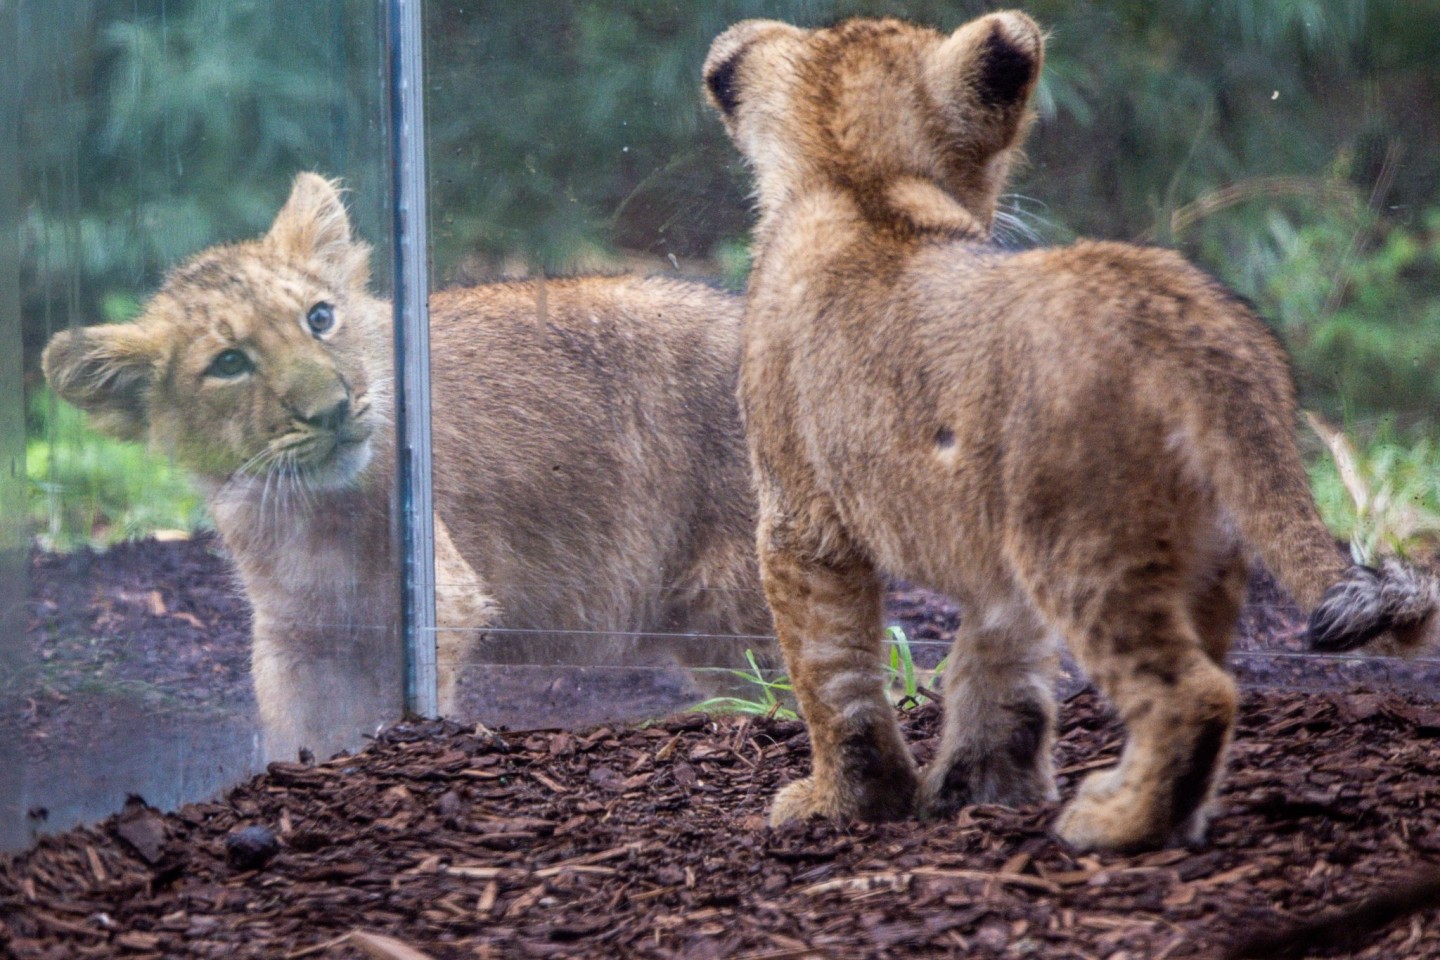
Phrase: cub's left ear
[
  {"left": 927, "top": 11, "right": 1043, "bottom": 118},
  {"left": 702, "top": 20, "right": 803, "bottom": 120}
]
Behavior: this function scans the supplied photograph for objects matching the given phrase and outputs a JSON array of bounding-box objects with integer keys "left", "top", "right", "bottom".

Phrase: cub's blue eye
[
  {"left": 207, "top": 348, "right": 253, "bottom": 378},
  {"left": 306, "top": 301, "right": 336, "bottom": 336}
]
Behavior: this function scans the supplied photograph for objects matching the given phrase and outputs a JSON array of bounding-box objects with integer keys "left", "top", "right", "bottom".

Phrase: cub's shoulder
[
  {"left": 992, "top": 240, "right": 1244, "bottom": 307},
  {"left": 1006, "top": 239, "right": 1188, "bottom": 279}
]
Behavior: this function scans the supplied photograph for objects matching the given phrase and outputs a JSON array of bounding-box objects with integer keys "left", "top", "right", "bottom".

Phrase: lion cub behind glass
[
  {"left": 705, "top": 13, "right": 1440, "bottom": 850},
  {"left": 43, "top": 174, "right": 769, "bottom": 761}
]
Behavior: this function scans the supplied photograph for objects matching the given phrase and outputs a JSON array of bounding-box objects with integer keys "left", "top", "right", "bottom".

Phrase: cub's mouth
[
  {"left": 332, "top": 418, "right": 374, "bottom": 451},
  {"left": 228, "top": 392, "right": 381, "bottom": 497},
  {"left": 304, "top": 415, "right": 376, "bottom": 489},
  {"left": 304, "top": 390, "right": 377, "bottom": 477},
  {"left": 311, "top": 435, "right": 375, "bottom": 490},
  {"left": 240, "top": 410, "right": 376, "bottom": 493}
]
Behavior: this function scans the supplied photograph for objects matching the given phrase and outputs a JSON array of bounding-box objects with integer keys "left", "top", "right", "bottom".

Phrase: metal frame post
[{"left": 386, "top": 0, "right": 438, "bottom": 718}]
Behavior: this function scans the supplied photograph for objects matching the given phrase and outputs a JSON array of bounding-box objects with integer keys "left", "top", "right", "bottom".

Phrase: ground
[
  {"left": 6, "top": 689, "right": 1440, "bottom": 958},
  {"left": 4, "top": 537, "right": 1440, "bottom": 957}
]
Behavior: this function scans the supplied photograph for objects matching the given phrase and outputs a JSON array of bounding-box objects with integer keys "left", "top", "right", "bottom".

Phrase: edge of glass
[{"left": 0, "top": 0, "right": 28, "bottom": 826}]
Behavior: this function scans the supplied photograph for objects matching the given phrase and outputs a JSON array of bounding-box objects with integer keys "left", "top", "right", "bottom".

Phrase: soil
[
  {"left": 14, "top": 535, "right": 254, "bottom": 748},
  {"left": 1, "top": 534, "right": 1376, "bottom": 760},
  {"left": 6, "top": 537, "right": 1440, "bottom": 957}
]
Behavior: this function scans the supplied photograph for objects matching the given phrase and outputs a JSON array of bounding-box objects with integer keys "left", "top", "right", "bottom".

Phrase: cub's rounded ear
[
  {"left": 703, "top": 20, "right": 802, "bottom": 119},
  {"left": 927, "top": 11, "right": 1043, "bottom": 115},
  {"left": 41, "top": 324, "right": 160, "bottom": 442},
  {"left": 265, "top": 172, "right": 372, "bottom": 289}
]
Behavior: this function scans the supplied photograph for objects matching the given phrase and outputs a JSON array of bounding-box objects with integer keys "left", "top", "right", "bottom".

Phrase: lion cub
[
  {"left": 44, "top": 174, "right": 769, "bottom": 761},
  {"left": 704, "top": 13, "right": 1440, "bottom": 850}
]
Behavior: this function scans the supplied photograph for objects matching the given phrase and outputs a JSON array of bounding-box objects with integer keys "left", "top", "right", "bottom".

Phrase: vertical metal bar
[{"left": 386, "top": 0, "right": 438, "bottom": 718}]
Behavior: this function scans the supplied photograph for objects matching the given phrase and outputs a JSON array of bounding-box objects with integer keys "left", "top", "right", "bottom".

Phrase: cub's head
[
  {"left": 703, "top": 12, "right": 1043, "bottom": 233},
  {"left": 42, "top": 174, "right": 389, "bottom": 495}
]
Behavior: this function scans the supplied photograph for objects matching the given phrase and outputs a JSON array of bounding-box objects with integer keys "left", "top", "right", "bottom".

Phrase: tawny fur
[
  {"left": 43, "top": 174, "right": 770, "bottom": 761},
  {"left": 703, "top": 12, "right": 1440, "bottom": 851}
]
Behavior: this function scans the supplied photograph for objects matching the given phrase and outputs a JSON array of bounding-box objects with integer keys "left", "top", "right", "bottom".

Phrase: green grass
[
  {"left": 27, "top": 390, "right": 209, "bottom": 551},
  {"left": 691, "top": 648, "right": 798, "bottom": 720},
  {"left": 691, "top": 627, "right": 947, "bottom": 719}
]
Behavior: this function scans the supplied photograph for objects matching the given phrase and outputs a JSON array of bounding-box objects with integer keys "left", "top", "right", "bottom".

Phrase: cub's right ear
[
  {"left": 702, "top": 20, "right": 799, "bottom": 118},
  {"left": 42, "top": 324, "right": 159, "bottom": 442},
  {"left": 266, "top": 172, "right": 371, "bottom": 290}
]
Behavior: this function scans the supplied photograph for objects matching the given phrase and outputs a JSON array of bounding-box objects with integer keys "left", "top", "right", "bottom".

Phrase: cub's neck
[{"left": 755, "top": 175, "right": 986, "bottom": 258}]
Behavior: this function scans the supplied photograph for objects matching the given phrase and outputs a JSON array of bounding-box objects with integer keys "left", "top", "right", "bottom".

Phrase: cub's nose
[{"left": 300, "top": 396, "right": 350, "bottom": 432}]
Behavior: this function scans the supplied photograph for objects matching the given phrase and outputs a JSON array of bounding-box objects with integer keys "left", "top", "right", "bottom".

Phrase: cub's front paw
[{"left": 769, "top": 776, "right": 835, "bottom": 826}]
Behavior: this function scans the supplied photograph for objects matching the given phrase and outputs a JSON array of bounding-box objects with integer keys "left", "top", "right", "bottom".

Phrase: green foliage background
[{"left": 11, "top": 0, "right": 1440, "bottom": 546}]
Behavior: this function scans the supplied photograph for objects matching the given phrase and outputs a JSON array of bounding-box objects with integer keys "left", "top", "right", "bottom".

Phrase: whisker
[
  {"left": 993, "top": 193, "right": 1060, "bottom": 250},
  {"left": 991, "top": 209, "right": 1042, "bottom": 250},
  {"left": 291, "top": 448, "right": 317, "bottom": 512},
  {"left": 270, "top": 435, "right": 312, "bottom": 455},
  {"left": 277, "top": 448, "right": 304, "bottom": 522},
  {"left": 272, "top": 450, "right": 289, "bottom": 525},
  {"left": 260, "top": 453, "right": 277, "bottom": 522},
  {"left": 218, "top": 446, "right": 278, "bottom": 498}
]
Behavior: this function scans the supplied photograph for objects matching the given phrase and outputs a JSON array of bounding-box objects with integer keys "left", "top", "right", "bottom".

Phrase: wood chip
[{"left": 347, "top": 930, "right": 437, "bottom": 960}]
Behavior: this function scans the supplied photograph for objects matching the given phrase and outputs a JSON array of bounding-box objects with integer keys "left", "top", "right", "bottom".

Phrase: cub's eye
[
  {"left": 206, "top": 348, "right": 253, "bottom": 379},
  {"left": 306, "top": 301, "right": 336, "bottom": 337}
]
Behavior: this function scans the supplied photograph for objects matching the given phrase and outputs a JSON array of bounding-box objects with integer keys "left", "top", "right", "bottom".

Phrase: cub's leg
[
  {"left": 1156, "top": 547, "right": 1248, "bottom": 840},
  {"left": 761, "top": 524, "right": 917, "bottom": 823},
  {"left": 251, "top": 624, "right": 401, "bottom": 763},
  {"left": 1190, "top": 548, "right": 1247, "bottom": 669},
  {"left": 1041, "top": 569, "right": 1239, "bottom": 852},
  {"left": 918, "top": 595, "right": 1060, "bottom": 818},
  {"left": 660, "top": 538, "right": 777, "bottom": 697},
  {"left": 434, "top": 514, "right": 500, "bottom": 717}
]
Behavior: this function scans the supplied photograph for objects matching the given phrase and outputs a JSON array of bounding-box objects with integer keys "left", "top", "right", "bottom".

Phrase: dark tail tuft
[{"left": 1307, "top": 560, "right": 1440, "bottom": 654}]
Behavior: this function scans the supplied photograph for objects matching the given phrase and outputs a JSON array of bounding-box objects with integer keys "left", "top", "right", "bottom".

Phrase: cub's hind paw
[
  {"left": 1054, "top": 769, "right": 1208, "bottom": 853},
  {"left": 917, "top": 752, "right": 1057, "bottom": 820},
  {"left": 1055, "top": 795, "right": 1158, "bottom": 853},
  {"left": 769, "top": 777, "right": 833, "bottom": 826},
  {"left": 769, "top": 768, "right": 917, "bottom": 825}
]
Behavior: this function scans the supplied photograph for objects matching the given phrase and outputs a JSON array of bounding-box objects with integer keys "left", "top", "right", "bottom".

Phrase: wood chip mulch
[{"left": 6, "top": 686, "right": 1440, "bottom": 959}]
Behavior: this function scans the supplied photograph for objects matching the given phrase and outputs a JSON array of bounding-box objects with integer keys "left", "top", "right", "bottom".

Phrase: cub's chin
[{"left": 307, "top": 436, "right": 375, "bottom": 491}]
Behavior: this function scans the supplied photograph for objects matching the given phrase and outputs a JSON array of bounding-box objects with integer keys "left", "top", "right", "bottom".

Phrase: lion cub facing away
[
  {"left": 704, "top": 13, "right": 1440, "bottom": 850},
  {"left": 43, "top": 174, "right": 769, "bottom": 761}
]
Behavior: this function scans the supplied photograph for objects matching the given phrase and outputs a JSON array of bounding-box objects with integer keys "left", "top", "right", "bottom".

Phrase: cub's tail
[
  {"left": 1307, "top": 559, "right": 1440, "bottom": 654},
  {"left": 1170, "top": 296, "right": 1440, "bottom": 657}
]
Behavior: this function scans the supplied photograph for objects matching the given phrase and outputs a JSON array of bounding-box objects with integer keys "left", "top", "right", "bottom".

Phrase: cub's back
[
  {"left": 427, "top": 275, "right": 753, "bottom": 632},
  {"left": 901, "top": 240, "right": 1296, "bottom": 423}
]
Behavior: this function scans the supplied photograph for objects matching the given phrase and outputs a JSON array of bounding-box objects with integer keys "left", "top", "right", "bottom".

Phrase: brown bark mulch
[{"left": 6, "top": 685, "right": 1440, "bottom": 959}]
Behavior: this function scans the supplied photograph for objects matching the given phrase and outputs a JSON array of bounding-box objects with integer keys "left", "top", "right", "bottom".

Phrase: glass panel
[
  {"left": 3, "top": 0, "right": 396, "bottom": 851},
  {"left": 423, "top": 5, "right": 775, "bottom": 730},
  {"left": 422, "top": 1, "right": 1436, "bottom": 734}
]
